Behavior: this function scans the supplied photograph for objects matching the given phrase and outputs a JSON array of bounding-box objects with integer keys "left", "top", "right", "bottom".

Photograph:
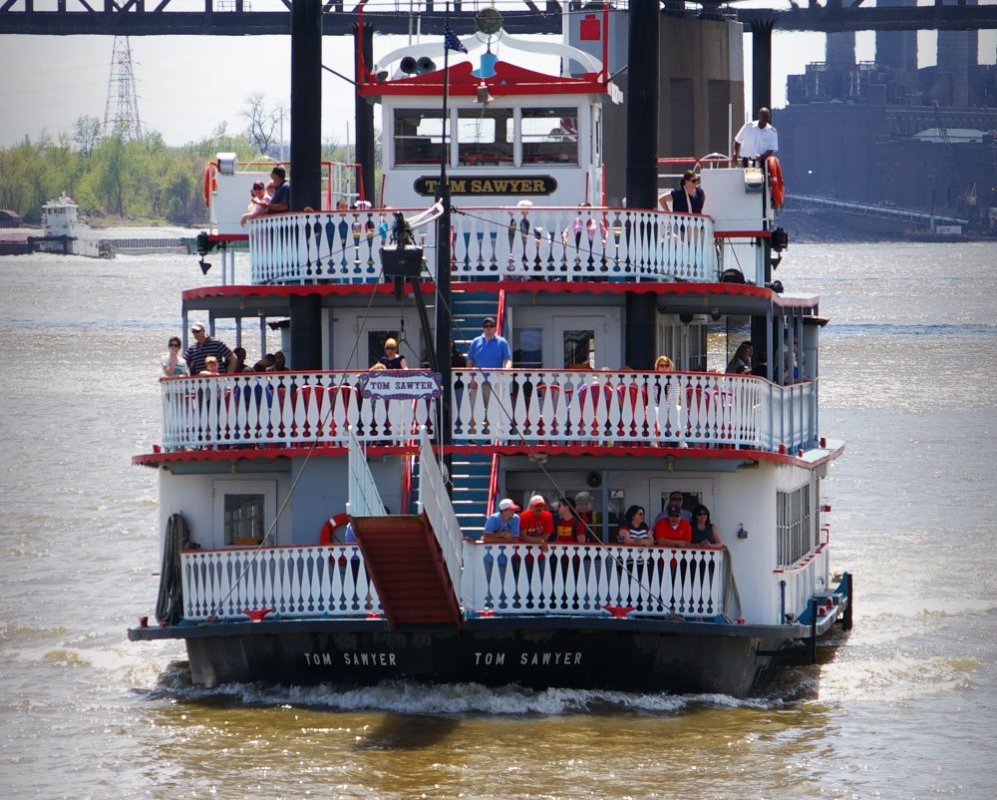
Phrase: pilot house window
[
  {"left": 457, "top": 108, "right": 513, "bottom": 166},
  {"left": 522, "top": 107, "right": 578, "bottom": 165},
  {"left": 394, "top": 109, "right": 445, "bottom": 166}
]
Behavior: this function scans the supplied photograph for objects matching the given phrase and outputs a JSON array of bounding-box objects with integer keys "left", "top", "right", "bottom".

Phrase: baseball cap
[
  {"left": 666, "top": 504, "right": 682, "bottom": 516},
  {"left": 482, "top": 316, "right": 496, "bottom": 328},
  {"left": 191, "top": 322, "right": 206, "bottom": 332},
  {"left": 529, "top": 495, "right": 546, "bottom": 507},
  {"left": 498, "top": 498, "right": 520, "bottom": 512}
]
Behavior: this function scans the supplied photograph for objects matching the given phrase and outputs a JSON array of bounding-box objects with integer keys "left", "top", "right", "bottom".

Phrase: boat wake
[{"left": 141, "top": 661, "right": 777, "bottom": 715}]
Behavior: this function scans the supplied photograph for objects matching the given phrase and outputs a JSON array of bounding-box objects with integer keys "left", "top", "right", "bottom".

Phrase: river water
[{"left": 1, "top": 243, "right": 995, "bottom": 799}]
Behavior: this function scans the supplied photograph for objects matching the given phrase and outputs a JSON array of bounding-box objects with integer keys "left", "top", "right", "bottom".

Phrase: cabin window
[
  {"left": 513, "top": 327, "right": 543, "bottom": 368},
  {"left": 214, "top": 480, "right": 277, "bottom": 546},
  {"left": 522, "top": 107, "right": 578, "bottom": 165},
  {"left": 457, "top": 108, "right": 514, "bottom": 166},
  {"left": 777, "top": 484, "right": 814, "bottom": 566},
  {"left": 394, "top": 109, "right": 445, "bottom": 166},
  {"left": 563, "top": 329, "right": 595, "bottom": 369}
]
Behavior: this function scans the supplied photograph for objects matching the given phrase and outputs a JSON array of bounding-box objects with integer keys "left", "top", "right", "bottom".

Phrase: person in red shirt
[
  {"left": 519, "top": 494, "right": 554, "bottom": 544},
  {"left": 653, "top": 504, "right": 692, "bottom": 547},
  {"left": 553, "top": 497, "right": 587, "bottom": 544}
]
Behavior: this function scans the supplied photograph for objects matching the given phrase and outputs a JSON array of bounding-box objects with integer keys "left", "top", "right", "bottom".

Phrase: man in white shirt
[{"left": 732, "top": 107, "right": 778, "bottom": 165}]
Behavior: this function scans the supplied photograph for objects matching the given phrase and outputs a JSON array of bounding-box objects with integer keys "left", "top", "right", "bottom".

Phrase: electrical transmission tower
[{"left": 102, "top": 36, "right": 142, "bottom": 140}]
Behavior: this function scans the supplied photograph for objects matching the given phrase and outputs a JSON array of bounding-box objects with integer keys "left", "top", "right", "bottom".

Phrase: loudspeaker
[
  {"left": 586, "top": 471, "right": 602, "bottom": 488},
  {"left": 399, "top": 56, "right": 417, "bottom": 74},
  {"left": 416, "top": 56, "right": 437, "bottom": 74}
]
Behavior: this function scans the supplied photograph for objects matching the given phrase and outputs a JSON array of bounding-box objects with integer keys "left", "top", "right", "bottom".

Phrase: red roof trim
[
  {"left": 359, "top": 60, "right": 607, "bottom": 99},
  {"left": 183, "top": 280, "right": 817, "bottom": 309},
  {"left": 134, "top": 441, "right": 843, "bottom": 470}
]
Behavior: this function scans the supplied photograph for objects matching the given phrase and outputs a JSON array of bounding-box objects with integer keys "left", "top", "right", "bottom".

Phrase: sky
[{"left": 1, "top": 1, "right": 994, "bottom": 150}]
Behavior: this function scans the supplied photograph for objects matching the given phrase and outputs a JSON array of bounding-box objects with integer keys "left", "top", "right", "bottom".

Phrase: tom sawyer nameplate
[
  {"left": 414, "top": 175, "right": 558, "bottom": 196},
  {"left": 356, "top": 370, "right": 442, "bottom": 401}
]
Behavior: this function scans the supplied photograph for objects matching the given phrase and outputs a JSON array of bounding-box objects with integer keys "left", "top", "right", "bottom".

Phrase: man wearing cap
[
  {"left": 653, "top": 504, "right": 693, "bottom": 547},
  {"left": 481, "top": 498, "right": 521, "bottom": 543},
  {"left": 651, "top": 490, "right": 693, "bottom": 532},
  {"left": 519, "top": 495, "right": 554, "bottom": 544},
  {"left": 466, "top": 317, "right": 512, "bottom": 370},
  {"left": 183, "top": 322, "right": 237, "bottom": 375}
]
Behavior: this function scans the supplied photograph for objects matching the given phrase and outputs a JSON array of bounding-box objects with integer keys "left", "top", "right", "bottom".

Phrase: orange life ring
[
  {"left": 767, "top": 156, "right": 785, "bottom": 209},
  {"left": 203, "top": 163, "right": 217, "bottom": 208},
  {"left": 320, "top": 513, "right": 351, "bottom": 544}
]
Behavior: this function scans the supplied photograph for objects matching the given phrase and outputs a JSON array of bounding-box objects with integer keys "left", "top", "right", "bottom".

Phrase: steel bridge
[{"left": 0, "top": 1, "right": 994, "bottom": 36}]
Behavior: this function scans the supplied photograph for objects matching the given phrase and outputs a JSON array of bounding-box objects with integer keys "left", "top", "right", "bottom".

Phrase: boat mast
[{"left": 434, "top": 3, "right": 455, "bottom": 476}]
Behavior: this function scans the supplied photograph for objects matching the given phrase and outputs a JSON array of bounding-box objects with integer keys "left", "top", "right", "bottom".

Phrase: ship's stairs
[
  {"left": 350, "top": 514, "right": 463, "bottom": 630},
  {"left": 409, "top": 450, "right": 492, "bottom": 539},
  {"left": 451, "top": 289, "right": 501, "bottom": 356}
]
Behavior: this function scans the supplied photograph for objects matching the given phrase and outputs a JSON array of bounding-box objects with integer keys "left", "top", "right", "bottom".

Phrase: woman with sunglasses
[
  {"left": 657, "top": 169, "right": 705, "bottom": 214},
  {"left": 377, "top": 337, "right": 408, "bottom": 370},
  {"left": 690, "top": 504, "right": 722, "bottom": 548},
  {"left": 617, "top": 505, "right": 652, "bottom": 548},
  {"left": 160, "top": 336, "right": 189, "bottom": 377}
]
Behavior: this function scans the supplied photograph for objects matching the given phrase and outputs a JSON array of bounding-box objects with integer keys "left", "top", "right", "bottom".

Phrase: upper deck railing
[
  {"left": 248, "top": 207, "right": 718, "bottom": 285},
  {"left": 158, "top": 369, "right": 814, "bottom": 454}
]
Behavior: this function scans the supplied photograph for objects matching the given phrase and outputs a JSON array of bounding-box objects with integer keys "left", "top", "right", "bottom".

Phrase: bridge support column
[
  {"left": 291, "top": 0, "right": 322, "bottom": 211},
  {"left": 354, "top": 22, "right": 376, "bottom": 206},
  {"left": 750, "top": 20, "right": 773, "bottom": 117}
]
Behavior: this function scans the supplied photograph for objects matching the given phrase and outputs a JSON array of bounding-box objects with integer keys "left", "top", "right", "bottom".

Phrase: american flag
[{"left": 444, "top": 24, "right": 468, "bottom": 54}]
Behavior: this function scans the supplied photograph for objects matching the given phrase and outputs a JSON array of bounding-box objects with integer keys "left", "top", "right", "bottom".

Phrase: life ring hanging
[
  {"left": 203, "top": 163, "right": 217, "bottom": 209},
  {"left": 320, "top": 513, "right": 351, "bottom": 544},
  {"left": 767, "top": 156, "right": 785, "bottom": 210}
]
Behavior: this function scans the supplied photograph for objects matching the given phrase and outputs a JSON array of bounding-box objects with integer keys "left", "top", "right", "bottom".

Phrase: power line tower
[{"left": 102, "top": 36, "right": 142, "bottom": 140}]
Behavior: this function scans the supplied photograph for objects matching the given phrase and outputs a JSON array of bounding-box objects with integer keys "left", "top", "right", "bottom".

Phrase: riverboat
[
  {"left": 129, "top": 7, "right": 851, "bottom": 698},
  {"left": 29, "top": 193, "right": 109, "bottom": 258}
]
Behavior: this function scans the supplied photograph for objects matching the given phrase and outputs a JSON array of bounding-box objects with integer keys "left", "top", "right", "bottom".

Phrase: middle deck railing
[
  {"left": 248, "top": 207, "right": 718, "bottom": 284},
  {"left": 159, "top": 369, "right": 815, "bottom": 453}
]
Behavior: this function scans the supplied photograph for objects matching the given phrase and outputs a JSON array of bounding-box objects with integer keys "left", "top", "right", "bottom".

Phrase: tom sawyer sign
[
  {"left": 414, "top": 175, "right": 557, "bottom": 196},
  {"left": 356, "top": 370, "right": 442, "bottom": 401}
]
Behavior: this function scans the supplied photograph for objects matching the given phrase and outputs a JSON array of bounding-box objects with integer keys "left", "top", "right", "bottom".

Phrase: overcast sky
[{"left": 1, "top": 1, "right": 994, "bottom": 149}]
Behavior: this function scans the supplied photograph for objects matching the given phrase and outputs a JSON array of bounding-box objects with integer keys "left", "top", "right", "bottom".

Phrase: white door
[
  {"left": 647, "top": 477, "right": 715, "bottom": 521},
  {"left": 550, "top": 311, "right": 620, "bottom": 370}
]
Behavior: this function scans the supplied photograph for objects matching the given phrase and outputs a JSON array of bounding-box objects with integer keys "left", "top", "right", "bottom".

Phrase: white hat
[
  {"left": 529, "top": 494, "right": 546, "bottom": 507},
  {"left": 498, "top": 498, "right": 520, "bottom": 512}
]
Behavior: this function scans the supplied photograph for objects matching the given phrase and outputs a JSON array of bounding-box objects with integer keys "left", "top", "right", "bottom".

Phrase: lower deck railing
[
  {"left": 181, "top": 545, "right": 382, "bottom": 621},
  {"left": 460, "top": 543, "right": 726, "bottom": 618},
  {"left": 774, "top": 544, "right": 830, "bottom": 624},
  {"left": 179, "top": 542, "right": 726, "bottom": 623}
]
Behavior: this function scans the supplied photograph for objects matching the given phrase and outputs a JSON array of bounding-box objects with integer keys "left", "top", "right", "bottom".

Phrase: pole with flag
[{"left": 435, "top": 5, "right": 466, "bottom": 486}]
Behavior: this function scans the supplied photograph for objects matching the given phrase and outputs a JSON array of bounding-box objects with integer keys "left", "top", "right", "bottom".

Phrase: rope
[{"left": 155, "top": 513, "right": 188, "bottom": 625}]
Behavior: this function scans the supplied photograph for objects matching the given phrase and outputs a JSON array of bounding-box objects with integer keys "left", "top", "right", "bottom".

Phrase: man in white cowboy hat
[{"left": 481, "top": 498, "right": 521, "bottom": 543}]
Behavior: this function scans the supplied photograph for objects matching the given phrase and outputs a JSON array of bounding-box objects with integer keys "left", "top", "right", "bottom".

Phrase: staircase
[
  {"left": 409, "top": 451, "right": 492, "bottom": 538},
  {"left": 351, "top": 514, "right": 463, "bottom": 629},
  {"left": 451, "top": 289, "right": 501, "bottom": 359}
]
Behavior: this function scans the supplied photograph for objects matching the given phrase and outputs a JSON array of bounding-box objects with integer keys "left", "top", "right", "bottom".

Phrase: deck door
[{"left": 647, "top": 477, "right": 715, "bottom": 520}]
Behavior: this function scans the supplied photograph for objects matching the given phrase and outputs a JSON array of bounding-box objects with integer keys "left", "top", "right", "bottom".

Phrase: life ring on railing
[
  {"left": 767, "top": 156, "right": 784, "bottom": 209},
  {"left": 320, "top": 512, "right": 351, "bottom": 544},
  {"left": 203, "top": 163, "right": 217, "bottom": 208}
]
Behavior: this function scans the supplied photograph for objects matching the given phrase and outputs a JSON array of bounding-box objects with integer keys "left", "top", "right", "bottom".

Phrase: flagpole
[{"left": 435, "top": 2, "right": 454, "bottom": 484}]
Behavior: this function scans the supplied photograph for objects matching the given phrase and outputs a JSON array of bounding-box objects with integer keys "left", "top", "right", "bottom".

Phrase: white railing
[
  {"left": 450, "top": 207, "right": 717, "bottom": 282},
  {"left": 774, "top": 543, "right": 830, "bottom": 624},
  {"left": 347, "top": 431, "right": 388, "bottom": 518},
  {"left": 160, "top": 371, "right": 435, "bottom": 451},
  {"left": 416, "top": 428, "right": 465, "bottom": 592},
  {"left": 460, "top": 542, "right": 726, "bottom": 619},
  {"left": 451, "top": 369, "right": 768, "bottom": 448},
  {"left": 248, "top": 207, "right": 718, "bottom": 285},
  {"left": 181, "top": 545, "right": 383, "bottom": 621}
]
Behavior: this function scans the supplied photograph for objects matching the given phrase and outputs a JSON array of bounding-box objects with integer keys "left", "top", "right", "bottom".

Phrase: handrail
[
  {"left": 417, "top": 428, "right": 465, "bottom": 592},
  {"left": 347, "top": 431, "right": 388, "bottom": 518}
]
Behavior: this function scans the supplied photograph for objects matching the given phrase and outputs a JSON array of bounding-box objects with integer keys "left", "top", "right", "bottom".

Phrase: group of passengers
[
  {"left": 239, "top": 166, "right": 290, "bottom": 226},
  {"left": 481, "top": 489, "right": 721, "bottom": 549},
  {"left": 160, "top": 322, "right": 286, "bottom": 378}
]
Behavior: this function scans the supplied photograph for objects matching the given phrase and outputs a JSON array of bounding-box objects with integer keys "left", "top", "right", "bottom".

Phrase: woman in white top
[{"left": 160, "top": 336, "right": 189, "bottom": 377}]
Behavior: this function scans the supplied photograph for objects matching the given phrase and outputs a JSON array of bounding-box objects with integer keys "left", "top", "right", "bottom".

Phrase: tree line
[{"left": 0, "top": 111, "right": 362, "bottom": 226}]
